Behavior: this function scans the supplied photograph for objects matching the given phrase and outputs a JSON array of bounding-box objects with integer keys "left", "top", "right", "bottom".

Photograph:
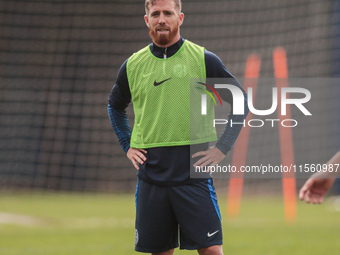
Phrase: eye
[{"left": 151, "top": 12, "right": 159, "bottom": 17}]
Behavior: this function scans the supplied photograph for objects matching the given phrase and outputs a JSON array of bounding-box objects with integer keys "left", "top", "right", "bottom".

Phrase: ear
[
  {"left": 179, "top": 13, "right": 184, "bottom": 26},
  {"left": 144, "top": 15, "right": 150, "bottom": 28}
]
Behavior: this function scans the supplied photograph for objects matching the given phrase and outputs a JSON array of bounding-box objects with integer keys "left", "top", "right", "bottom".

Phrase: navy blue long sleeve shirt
[{"left": 108, "top": 37, "right": 248, "bottom": 185}]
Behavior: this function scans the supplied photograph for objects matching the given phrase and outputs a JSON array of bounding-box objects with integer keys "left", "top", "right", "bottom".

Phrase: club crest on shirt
[{"left": 173, "top": 64, "right": 187, "bottom": 78}]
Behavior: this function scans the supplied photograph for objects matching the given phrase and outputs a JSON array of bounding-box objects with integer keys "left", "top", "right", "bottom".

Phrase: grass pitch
[{"left": 0, "top": 192, "right": 339, "bottom": 255}]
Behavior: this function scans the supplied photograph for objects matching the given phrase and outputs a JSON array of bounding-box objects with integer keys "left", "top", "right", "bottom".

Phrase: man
[
  {"left": 299, "top": 151, "right": 340, "bottom": 204},
  {"left": 108, "top": 0, "right": 248, "bottom": 254}
]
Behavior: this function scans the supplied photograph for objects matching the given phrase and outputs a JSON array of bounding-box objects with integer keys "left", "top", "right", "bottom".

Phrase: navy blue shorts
[{"left": 134, "top": 178, "right": 223, "bottom": 253}]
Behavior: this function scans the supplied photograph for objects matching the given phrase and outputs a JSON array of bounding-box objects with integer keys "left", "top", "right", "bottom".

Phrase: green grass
[{"left": 0, "top": 192, "right": 339, "bottom": 255}]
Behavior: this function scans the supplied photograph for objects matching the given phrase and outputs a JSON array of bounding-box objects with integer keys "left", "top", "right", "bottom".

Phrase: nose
[{"left": 158, "top": 13, "right": 166, "bottom": 24}]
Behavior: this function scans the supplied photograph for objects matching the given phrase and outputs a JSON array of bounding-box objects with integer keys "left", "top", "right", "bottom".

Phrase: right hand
[{"left": 127, "top": 147, "right": 147, "bottom": 170}]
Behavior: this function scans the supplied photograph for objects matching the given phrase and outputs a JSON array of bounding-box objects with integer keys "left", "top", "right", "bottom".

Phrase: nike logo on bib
[
  {"left": 154, "top": 78, "right": 172, "bottom": 86},
  {"left": 207, "top": 230, "right": 219, "bottom": 237}
]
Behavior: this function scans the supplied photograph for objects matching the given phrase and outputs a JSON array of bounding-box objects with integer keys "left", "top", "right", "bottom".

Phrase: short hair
[{"left": 145, "top": 0, "right": 182, "bottom": 15}]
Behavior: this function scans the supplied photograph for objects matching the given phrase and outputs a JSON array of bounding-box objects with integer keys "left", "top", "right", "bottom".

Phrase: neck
[{"left": 150, "top": 37, "right": 184, "bottom": 59}]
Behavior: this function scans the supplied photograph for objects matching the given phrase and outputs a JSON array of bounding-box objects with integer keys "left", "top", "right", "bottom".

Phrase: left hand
[
  {"left": 192, "top": 146, "right": 225, "bottom": 168},
  {"left": 299, "top": 174, "right": 335, "bottom": 204}
]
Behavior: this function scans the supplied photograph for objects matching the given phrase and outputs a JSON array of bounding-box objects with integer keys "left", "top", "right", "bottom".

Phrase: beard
[{"left": 149, "top": 24, "right": 179, "bottom": 46}]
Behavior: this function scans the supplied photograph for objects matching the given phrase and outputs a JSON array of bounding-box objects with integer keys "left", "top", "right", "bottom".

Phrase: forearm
[
  {"left": 107, "top": 103, "right": 131, "bottom": 153},
  {"left": 215, "top": 95, "right": 249, "bottom": 154}
]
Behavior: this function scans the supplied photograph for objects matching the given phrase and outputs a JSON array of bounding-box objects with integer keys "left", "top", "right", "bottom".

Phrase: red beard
[{"left": 149, "top": 24, "right": 179, "bottom": 46}]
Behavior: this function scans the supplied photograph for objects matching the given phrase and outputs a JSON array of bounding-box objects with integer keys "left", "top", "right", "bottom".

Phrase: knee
[{"left": 198, "top": 245, "right": 223, "bottom": 255}]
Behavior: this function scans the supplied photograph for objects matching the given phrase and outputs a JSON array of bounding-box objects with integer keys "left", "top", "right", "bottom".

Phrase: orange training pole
[
  {"left": 273, "top": 47, "right": 297, "bottom": 223},
  {"left": 227, "top": 54, "right": 261, "bottom": 218}
]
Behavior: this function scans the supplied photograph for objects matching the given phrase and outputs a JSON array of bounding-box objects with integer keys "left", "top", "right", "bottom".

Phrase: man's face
[{"left": 145, "top": 0, "right": 184, "bottom": 48}]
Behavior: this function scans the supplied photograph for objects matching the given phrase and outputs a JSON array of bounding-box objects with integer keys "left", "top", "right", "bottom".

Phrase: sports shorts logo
[
  {"left": 207, "top": 230, "right": 219, "bottom": 237},
  {"left": 154, "top": 78, "right": 172, "bottom": 86}
]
